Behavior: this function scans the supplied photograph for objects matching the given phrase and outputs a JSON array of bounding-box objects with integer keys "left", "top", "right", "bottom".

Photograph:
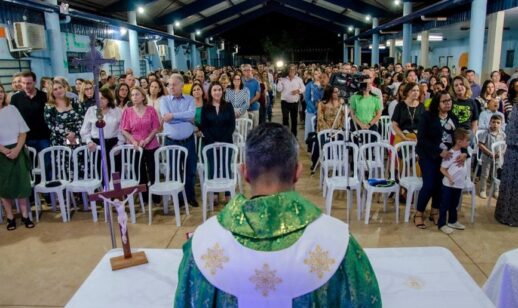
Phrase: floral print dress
[{"left": 44, "top": 99, "right": 84, "bottom": 146}]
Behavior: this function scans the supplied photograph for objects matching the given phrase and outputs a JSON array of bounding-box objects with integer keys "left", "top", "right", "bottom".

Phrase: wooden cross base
[{"left": 110, "top": 251, "right": 148, "bottom": 271}]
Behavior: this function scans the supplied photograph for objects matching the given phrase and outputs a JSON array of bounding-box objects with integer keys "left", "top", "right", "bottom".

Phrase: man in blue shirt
[
  {"left": 242, "top": 64, "right": 261, "bottom": 127},
  {"left": 160, "top": 73, "right": 198, "bottom": 207}
]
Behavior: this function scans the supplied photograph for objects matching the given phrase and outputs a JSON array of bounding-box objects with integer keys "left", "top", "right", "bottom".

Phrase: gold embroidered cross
[
  {"left": 201, "top": 243, "right": 229, "bottom": 275},
  {"left": 304, "top": 245, "right": 336, "bottom": 279},
  {"left": 249, "top": 263, "right": 282, "bottom": 297}
]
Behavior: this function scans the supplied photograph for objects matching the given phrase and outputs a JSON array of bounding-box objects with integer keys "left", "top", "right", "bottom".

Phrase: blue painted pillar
[
  {"left": 354, "top": 28, "right": 361, "bottom": 66},
  {"left": 190, "top": 33, "right": 198, "bottom": 68},
  {"left": 167, "top": 24, "right": 177, "bottom": 69},
  {"left": 468, "top": 0, "right": 487, "bottom": 75},
  {"left": 343, "top": 33, "right": 349, "bottom": 63},
  {"left": 371, "top": 17, "right": 379, "bottom": 66},
  {"left": 402, "top": 1, "right": 412, "bottom": 64},
  {"left": 44, "top": 0, "right": 66, "bottom": 77},
  {"left": 205, "top": 38, "right": 212, "bottom": 66},
  {"left": 128, "top": 11, "right": 141, "bottom": 76}
]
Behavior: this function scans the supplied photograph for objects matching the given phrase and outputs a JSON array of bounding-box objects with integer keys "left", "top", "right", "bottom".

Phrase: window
[
  {"left": 109, "top": 60, "right": 125, "bottom": 77},
  {"left": 0, "top": 59, "right": 31, "bottom": 92},
  {"left": 67, "top": 52, "right": 92, "bottom": 73},
  {"left": 506, "top": 50, "right": 514, "bottom": 68}
]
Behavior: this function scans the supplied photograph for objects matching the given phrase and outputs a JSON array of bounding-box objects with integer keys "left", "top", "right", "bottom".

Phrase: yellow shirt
[{"left": 183, "top": 83, "right": 193, "bottom": 95}]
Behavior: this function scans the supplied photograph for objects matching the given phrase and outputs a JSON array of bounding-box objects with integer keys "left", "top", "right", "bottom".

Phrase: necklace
[{"left": 406, "top": 103, "right": 418, "bottom": 126}]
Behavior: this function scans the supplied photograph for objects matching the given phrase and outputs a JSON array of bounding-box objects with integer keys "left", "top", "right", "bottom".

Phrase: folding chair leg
[
  {"left": 172, "top": 193, "right": 181, "bottom": 227},
  {"left": 34, "top": 191, "right": 40, "bottom": 222},
  {"left": 324, "top": 188, "right": 334, "bottom": 215},
  {"left": 139, "top": 193, "right": 145, "bottom": 214},
  {"left": 65, "top": 190, "right": 71, "bottom": 222},
  {"left": 148, "top": 194, "right": 153, "bottom": 225},
  {"left": 182, "top": 191, "right": 189, "bottom": 215},
  {"left": 404, "top": 188, "right": 414, "bottom": 223},
  {"left": 57, "top": 192, "right": 67, "bottom": 223},
  {"left": 364, "top": 192, "right": 373, "bottom": 224}
]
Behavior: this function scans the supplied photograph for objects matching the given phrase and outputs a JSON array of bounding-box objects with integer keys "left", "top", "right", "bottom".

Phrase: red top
[{"left": 120, "top": 105, "right": 160, "bottom": 150}]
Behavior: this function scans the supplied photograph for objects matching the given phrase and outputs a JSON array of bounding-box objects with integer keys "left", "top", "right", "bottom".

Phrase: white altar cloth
[
  {"left": 483, "top": 248, "right": 518, "bottom": 308},
  {"left": 66, "top": 247, "right": 494, "bottom": 308}
]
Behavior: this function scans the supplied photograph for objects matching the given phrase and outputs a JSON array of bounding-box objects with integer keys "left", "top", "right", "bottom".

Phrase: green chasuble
[{"left": 174, "top": 192, "right": 382, "bottom": 307}]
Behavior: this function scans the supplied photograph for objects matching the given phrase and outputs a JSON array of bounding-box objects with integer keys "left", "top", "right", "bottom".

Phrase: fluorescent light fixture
[
  {"left": 417, "top": 34, "right": 443, "bottom": 41},
  {"left": 120, "top": 27, "right": 127, "bottom": 35},
  {"left": 369, "top": 44, "right": 387, "bottom": 50},
  {"left": 137, "top": 6, "right": 145, "bottom": 14},
  {"left": 195, "top": 30, "right": 201, "bottom": 35},
  {"left": 174, "top": 21, "right": 180, "bottom": 27},
  {"left": 386, "top": 40, "right": 403, "bottom": 47}
]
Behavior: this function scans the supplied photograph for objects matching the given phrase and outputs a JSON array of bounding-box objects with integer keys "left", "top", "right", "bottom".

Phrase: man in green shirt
[{"left": 174, "top": 123, "right": 381, "bottom": 307}]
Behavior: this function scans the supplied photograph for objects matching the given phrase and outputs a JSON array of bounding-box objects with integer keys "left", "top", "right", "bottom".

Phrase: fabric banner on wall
[{"left": 103, "top": 39, "right": 120, "bottom": 60}]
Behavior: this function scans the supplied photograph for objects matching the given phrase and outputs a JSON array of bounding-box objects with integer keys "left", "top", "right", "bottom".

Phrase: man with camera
[
  {"left": 276, "top": 64, "right": 305, "bottom": 137},
  {"left": 349, "top": 69, "right": 382, "bottom": 132}
]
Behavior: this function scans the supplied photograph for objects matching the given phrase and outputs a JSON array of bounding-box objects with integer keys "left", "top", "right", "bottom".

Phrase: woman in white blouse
[
  {"left": 0, "top": 84, "right": 34, "bottom": 230},
  {"left": 80, "top": 87, "right": 124, "bottom": 174},
  {"left": 225, "top": 73, "right": 250, "bottom": 119}
]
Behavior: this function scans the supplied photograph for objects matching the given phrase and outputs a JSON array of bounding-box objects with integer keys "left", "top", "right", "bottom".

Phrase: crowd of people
[{"left": 0, "top": 61, "right": 517, "bottom": 231}]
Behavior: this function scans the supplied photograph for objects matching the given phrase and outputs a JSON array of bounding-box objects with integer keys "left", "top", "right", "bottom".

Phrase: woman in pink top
[{"left": 120, "top": 86, "right": 161, "bottom": 203}]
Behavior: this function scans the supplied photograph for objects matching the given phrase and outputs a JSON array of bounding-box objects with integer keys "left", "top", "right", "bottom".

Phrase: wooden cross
[
  {"left": 72, "top": 35, "right": 118, "bottom": 247},
  {"left": 89, "top": 172, "right": 148, "bottom": 271}
]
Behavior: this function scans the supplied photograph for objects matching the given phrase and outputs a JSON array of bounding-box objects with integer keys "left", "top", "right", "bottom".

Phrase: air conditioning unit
[{"left": 13, "top": 22, "right": 46, "bottom": 50}]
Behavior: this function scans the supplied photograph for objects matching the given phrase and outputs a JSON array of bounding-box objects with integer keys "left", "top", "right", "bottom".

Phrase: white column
[
  {"left": 402, "top": 1, "right": 412, "bottom": 64},
  {"left": 468, "top": 0, "right": 488, "bottom": 76},
  {"left": 190, "top": 33, "right": 198, "bottom": 68},
  {"left": 343, "top": 33, "right": 349, "bottom": 63},
  {"left": 167, "top": 24, "right": 177, "bottom": 69},
  {"left": 484, "top": 11, "right": 505, "bottom": 79},
  {"left": 420, "top": 31, "right": 429, "bottom": 68},
  {"left": 128, "top": 11, "right": 141, "bottom": 76},
  {"left": 44, "top": 0, "right": 66, "bottom": 77},
  {"left": 354, "top": 28, "right": 361, "bottom": 66},
  {"left": 389, "top": 39, "right": 396, "bottom": 58}
]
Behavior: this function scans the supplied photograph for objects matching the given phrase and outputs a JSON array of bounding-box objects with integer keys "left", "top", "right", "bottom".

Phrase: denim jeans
[
  {"left": 304, "top": 112, "right": 315, "bottom": 142},
  {"left": 438, "top": 185, "right": 462, "bottom": 228},
  {"left": 165, "top": 135, "right": 196, "bottom": 202},
  {"left": 416, "top": 157, "right": 443, "bottom": 212}
]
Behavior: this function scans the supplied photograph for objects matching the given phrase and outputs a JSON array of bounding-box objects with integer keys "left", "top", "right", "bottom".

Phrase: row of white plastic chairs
[
  {"left": 0, "top": 118, "right": 254, "bottom": 226},
  {"left": 318, "top": 129, "right": 506, "bottom": 224}
]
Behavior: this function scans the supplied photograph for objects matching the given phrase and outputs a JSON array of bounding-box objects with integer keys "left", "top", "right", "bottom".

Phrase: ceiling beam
[
  {"left": 158, "top": 0, "right": 225, "bottom": 24},
  {"left": 323, "top": 0, "right": 397, "bottom": 18},
  {"left": 102, "top": 0, "right": 160, "bottom": 12},
  {"left": 277, "top": 0, "right": 363, "bottom": 28},
  {"left": 269, "top": 2, "right": 345, "bottom": 33},
  {"left": 204, "top": 5, "right": 275, "bottom": 37},
  {"left": 184, "top": 0, "right": 268, "bottom": 33}
]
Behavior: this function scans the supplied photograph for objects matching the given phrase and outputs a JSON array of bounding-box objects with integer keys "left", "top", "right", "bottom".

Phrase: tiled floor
[{"left": 1, "top": 104, "right": 517, "bottom": 307}]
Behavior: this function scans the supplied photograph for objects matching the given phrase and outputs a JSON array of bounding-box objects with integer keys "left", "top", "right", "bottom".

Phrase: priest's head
[{"left": 240, "top": 123, "right": 302, "bottom": 196}]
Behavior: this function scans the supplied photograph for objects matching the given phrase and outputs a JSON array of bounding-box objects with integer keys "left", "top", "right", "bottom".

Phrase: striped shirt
[{"left": 225, "top": 88, "right": 250, "bottom": 117}]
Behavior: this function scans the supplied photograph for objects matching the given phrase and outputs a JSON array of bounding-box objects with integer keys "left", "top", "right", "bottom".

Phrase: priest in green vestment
[{"left": 174, "top": 123, "right": 381, "bottom": 307}]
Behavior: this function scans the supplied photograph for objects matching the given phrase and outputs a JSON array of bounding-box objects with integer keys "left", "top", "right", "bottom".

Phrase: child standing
[
  {"left": 439, "top": 128, "right": 471, "bottom": 234},
  {"left": 478, "top": 98, "right": 506, "bottom": 131},
  {"left": 478, "top": 114, "right": 506, "bottom": 199}
]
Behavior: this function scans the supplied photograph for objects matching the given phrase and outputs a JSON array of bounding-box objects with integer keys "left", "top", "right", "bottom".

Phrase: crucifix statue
[
  {"left": 89, "top": 172, "right": 148, "bottom": 271},
  {"left": 72, "top": 34, "right": 119, "bottom": 247}
]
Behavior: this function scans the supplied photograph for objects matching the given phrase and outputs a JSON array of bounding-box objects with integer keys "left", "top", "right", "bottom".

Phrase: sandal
[
  {"left": 413, "top": 214, "right": 426, "bottom": 229},
  {"left": 21, "top": 217, "right": 35, "bottom": 229},
  {"left": 429, "top": 209, "right": 439, "bottom": 225},
  {"left": 6, "top": 218, "right": 16, "bottom": 231}
]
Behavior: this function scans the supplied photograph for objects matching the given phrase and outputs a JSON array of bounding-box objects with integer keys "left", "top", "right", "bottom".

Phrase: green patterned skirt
[{"left": 0, "top": 144, "right": 32, "bottom": 199}]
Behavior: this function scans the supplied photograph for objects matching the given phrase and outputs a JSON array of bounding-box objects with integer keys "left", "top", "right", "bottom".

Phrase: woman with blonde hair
[
  {"left": 44, "top": 79, "right": 84, "bottom": 146},
  {"left": 450, "top": 76, "right": 479, "bottom": 134},
  {"left": 79, "top": 80, "right": 96, "bottom": 110}
]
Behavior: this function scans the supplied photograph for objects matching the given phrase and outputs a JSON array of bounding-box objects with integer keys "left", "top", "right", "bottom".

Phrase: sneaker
[
  {"left": 447, "top": 222, "right": 465, "bottom": 230},
  {"left": 479, "top": 191, "right": 487, "bottom": 199},
  {"left": 493, "top": 191, "right": 499, "bottom": 199},
  {"left": 440, "top": 225, "right": 454, "bottom": 234}
]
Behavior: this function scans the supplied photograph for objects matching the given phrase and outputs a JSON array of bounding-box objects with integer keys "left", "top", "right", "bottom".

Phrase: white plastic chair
[
  {"left": 322, "top": 141, "right": 362, "bottom": 222},
  {"left": 486, "top": 140, "right": 506, "bottom": 208},
  {"left": 65, "top": 145, "right": 102, "bottom": 222},
  {"left": 233, "top": 132, "right": 245, "bottom": 194},
  {"left": 201, "top": 143, "right": 238, "bottom": 221},
  {"left": 457, "top": 147, "right": 476, "bottom": 223},
  {"left": 156, "top": 132, "right": 167, "bottom": 146},
  {"left": 109, "top": 145, "right": 145, "bottom": 224},
  {"left": 316, "top": 129, "right": 346, "bottom": 190},
  {"left": 352, "top": 130, "right": 383, "bottom": 176},
  {"left": 235, "top": 118, "right": 253, "bottom": 144},
  {"left": 33, "top": 146, "right": 72, "bottom": 222},
  {"left": 379, "top": 115, "right": 391, "bottom": 143},
  {"left": 196, "top": 135, "right": 205, "bottom": 187},
  {"left": 473, "top": 129, "right": 486, "bottom": 180},
  {"left": 395, "top": 141, "right": 423, "bottom": 223},
  {"left": 148, "top": 146, "right": 189, "bottom": 226},
  {"left": 360, "top": 142, "right": 400, "bottom": 224},
  {"left": 310, "top": 115, "right": 316, "bottom": 133}
]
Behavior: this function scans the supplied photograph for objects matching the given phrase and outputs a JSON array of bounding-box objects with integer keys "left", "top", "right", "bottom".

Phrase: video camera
[{"left": 329, "top": 73, "right": 370, "bottom": 100}]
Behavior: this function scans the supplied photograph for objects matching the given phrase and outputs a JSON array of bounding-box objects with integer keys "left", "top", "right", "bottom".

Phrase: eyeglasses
[{"left": 440, "top": 99, "right": 452, "bottom": 103}]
